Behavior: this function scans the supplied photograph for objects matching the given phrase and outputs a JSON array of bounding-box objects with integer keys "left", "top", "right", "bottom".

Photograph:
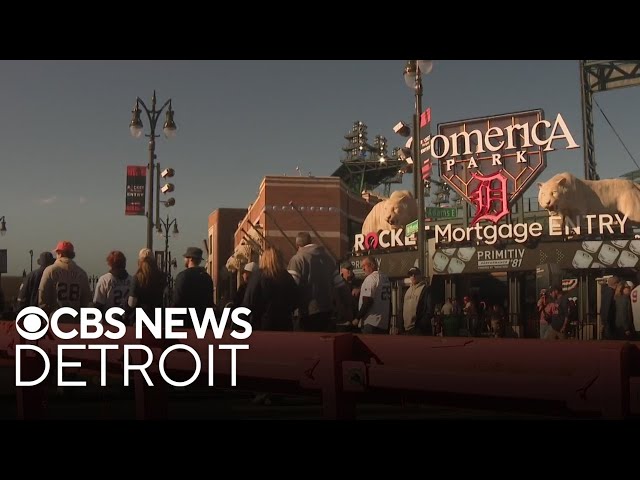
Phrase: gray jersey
[
  {"left": 39, "top": 257, "right": 91, "bottom": 313},
  {"left": 93, "top": 272, "right": 133, "bottom": 309},
  {"left": 359, "top": 271, "right": 391, "bottom": 329},
  {"left": 287, "top": 244, "right": 344, "bottom": 316}
]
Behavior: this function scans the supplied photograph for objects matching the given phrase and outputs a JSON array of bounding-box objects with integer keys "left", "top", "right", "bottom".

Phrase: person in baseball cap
[
  {"left": 234, "top": 262, "right": 257, "bottom": 307},
  {"left": 39, "top": 240, "right": 91, "bottom": 314},
  {"left": 403, "top": 266, "right": 432, "bottom": 335},
  {"left": 340, "top": 260, "right": 354, "bottom": 271},
  {"left": 54, "top": 240, "right": 75, "bottom": 258},
  {"left": 408, "top": 266, "right": 421, "bottom": 277},
  {"left": 339, "top": 260, "right": 359, "bottom": 290}
]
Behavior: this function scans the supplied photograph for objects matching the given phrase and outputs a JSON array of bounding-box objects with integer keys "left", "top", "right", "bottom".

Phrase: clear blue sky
[{"left": 1, "top": 60, "right": 638, "bottom": 276}]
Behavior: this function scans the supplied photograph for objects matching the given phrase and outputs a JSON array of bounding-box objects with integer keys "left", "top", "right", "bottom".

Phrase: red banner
[
  {"left": 419, "top": 107, "right": 433, "bottom": 182},
  {"left": 125, "top": 165, "right": 147, "bottom": 216}
]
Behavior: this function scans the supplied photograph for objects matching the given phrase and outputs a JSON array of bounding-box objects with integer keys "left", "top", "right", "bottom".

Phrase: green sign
[
  {"left": 405, "top": 220, "right": 418, "bottom": 236},
  {"left": 425, "top": 207, "right": 457, "bottom": 219},
  {"left": 407, "top": 209, "right": 456, "bottom": 235}
]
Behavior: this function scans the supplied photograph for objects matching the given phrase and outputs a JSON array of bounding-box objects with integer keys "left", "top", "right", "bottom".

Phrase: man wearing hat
[
  {"left": 402, "top": 267, "right": 433, "bottom": 335},
  {"left": 335, "top": 260, "right": 362, "bottom": 330},
  {"left": 340, "top": 261, "right": 360, "bottom": 292},
  {"left": 171, "top": 246, "right": 215, "bottom": 328},
  {"left": 17, "top": 251, "right": 55, "bottom": 309},
  {"left": 38, "top": 241, "right": 91, "bottom": 316}
]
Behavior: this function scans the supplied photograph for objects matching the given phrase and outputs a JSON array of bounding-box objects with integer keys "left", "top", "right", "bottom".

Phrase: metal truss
[{"left": 580, "top": 60, "right": 640, "bottom": 180}]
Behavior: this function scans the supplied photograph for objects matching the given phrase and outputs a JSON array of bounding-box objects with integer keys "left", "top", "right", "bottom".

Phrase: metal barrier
[{"left": 1, "top": 320, "right": 639, "bottom": 419}]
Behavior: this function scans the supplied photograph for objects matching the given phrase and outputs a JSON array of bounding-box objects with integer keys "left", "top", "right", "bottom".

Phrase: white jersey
[
  {"left": 93, "top": 272, "right": 133, "bottom": 309},
  {"left": 39, "top": 257, "right": 91, "bottom": 313},
  {"left": 359, "top": 270, "right": 391, "bottom": 329}
]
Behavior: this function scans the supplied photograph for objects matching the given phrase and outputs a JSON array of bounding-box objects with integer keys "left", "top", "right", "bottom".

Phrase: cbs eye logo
[{"left": 15, "top": 307, "right": 49, "bottom": 341}]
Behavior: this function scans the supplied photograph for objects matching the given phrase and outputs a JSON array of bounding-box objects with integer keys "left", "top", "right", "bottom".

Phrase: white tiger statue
[
  {"left": 537, "top": 172, "right": 640, "bottom": 224},
  {"left": 225, "top": 243, "right": 254, "bottom": 273},
  {"left": 361, "top": 190, "right": 418, "bottom": 235},
  {"left": 225, "top": 224, "right": 264, "bottom": 273}
]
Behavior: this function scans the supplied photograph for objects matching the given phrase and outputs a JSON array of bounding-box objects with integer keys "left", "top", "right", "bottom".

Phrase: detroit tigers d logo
[{"left": 469, "top": 172, "right": 509, "bottom": 226}]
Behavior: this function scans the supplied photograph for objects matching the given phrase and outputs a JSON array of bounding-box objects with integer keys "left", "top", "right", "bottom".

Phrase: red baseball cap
[{"left": 54, "top": 240, "right": 74, "bottom": 254}]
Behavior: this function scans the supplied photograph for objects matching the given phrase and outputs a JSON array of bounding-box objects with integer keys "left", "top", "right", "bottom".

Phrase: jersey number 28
[{"left": 58, "top": 283, "right": 80, "bottom": 302}]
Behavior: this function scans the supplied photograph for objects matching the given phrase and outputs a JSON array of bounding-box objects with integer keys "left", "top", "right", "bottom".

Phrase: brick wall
[
  {"left": 208, "top": 177, "right": 380, "bottom": 306},
  {"left": 208, "top": 208, "right": 246, "bottom": 304},
  {"left": 232, "top": 176, "right": 376, "bottom": 266}
]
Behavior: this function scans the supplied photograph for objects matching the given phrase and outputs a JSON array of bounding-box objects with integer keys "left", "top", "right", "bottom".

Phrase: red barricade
[{"left": 1, "top": 319, "right": 640, "bottom": 419}]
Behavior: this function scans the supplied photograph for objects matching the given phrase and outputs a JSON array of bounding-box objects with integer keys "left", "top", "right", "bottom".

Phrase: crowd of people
[
  {"left": 10, "top": 232, "right": 437, "bottom": 337},
  {"left": 11, "top": 235, "right": 638, "bottom": 343},
  {"left": 226, "top": 231, "right": 439, "bottom": 336},
  {"left": 599, "top": 276, "right": 636, "bottom": 340},
  {"left": 431, "top": 297, "right": 507, "bottom": 338},
  {"left": 536, "top": 278, "right": 636, "bottom": 341},
  {"left": 16, "top": 241, "right": 214, "bottom": 325},
  {"left": 233, "top": 232, "right": 426, "bottom": 335}
]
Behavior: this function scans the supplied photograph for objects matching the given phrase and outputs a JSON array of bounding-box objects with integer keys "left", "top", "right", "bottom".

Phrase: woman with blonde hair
[
  {"left": 243, "top": 247, "right": 298, "bottom": 331},
  {"left": 125, "top": 250, "right": 166, "bottom": 324}
]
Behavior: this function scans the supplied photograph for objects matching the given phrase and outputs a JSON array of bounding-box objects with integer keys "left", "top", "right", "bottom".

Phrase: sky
[{"left": 0, "top": 60, "right": 639, "bottom": 277}]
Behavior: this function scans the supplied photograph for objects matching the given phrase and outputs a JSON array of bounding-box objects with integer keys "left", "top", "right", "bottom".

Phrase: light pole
[
  {"left": 157, "top": 214, "right": 179, "bottom": 303},
  {"left": 89, "top": 275, "right": 99, "bottom": 294},
  {"left": 0, "top": 217, "right": 5, "bottom": 289},
  {"left": 129, "top": 91, "right": 177, "bottom": 251},
  {"left": 29, "top": 249, "right": 33, "bottom": 272},
  {"left": 403, "top": 60, "right": 433, "bottom": 276}
]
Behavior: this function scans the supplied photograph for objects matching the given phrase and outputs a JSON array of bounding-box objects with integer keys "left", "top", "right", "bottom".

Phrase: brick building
[
  {"left": 207, "top": 208, "right": 247, "bottom": 304},
  {"left": 208, "top": 176, "right": 378, "bottom": 303}
]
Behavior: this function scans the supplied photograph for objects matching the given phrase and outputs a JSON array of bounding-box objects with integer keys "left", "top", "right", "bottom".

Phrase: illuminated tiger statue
[
  {"left": 538, "top": 172, "right": 640, "bottom": 225},
  {"left": 361, "top": 190, "right": 418, "bottom": 235},
  {"left": 225, "top": 224, "right": 264, "bottom": 274}
]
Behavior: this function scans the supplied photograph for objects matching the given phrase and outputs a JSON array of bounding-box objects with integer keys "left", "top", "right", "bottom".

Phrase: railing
[{"left": 1, "top": 319, "right": 639, "bottom": 420}]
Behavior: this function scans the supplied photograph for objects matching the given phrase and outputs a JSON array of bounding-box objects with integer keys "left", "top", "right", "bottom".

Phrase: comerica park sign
[{"left": 436, "top": 110, "right": 579, "bottom": 226}]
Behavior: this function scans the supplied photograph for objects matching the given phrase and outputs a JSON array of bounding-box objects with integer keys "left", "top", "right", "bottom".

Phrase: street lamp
[
  {"left": 157, "top": 214, "right": 179, "bottom": 271},
  {"left": 0, "top": 217, "right": 5, "bottom": 292},
  {"left": 29, "top": 249, "right": 33, "bottom": 272},
  {"left": 129, "top": 90, "right": 177, "bottom": 251},
  {"left": 157, "top": 214, "right": 180, "bottom": 306},
  {"left": 403, "top": 60, "right": 433, "bottom": 276},
  {"left": 89, "top": 275, "right": 99, "bottom": 293}
]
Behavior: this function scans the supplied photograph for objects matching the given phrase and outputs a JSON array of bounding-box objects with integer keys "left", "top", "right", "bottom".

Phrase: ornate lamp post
[
  {"left": 157, "top": 214, "right": 179, "bottom": 305},
  {"left": 129, "top": 91, "right": 177, "bottom": 251},
  {"left": 403, "top": 60, "right": 433, "bottom": 275},
  {"left": 0, "top": 217, "right": 6, "bottom": 289}
]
